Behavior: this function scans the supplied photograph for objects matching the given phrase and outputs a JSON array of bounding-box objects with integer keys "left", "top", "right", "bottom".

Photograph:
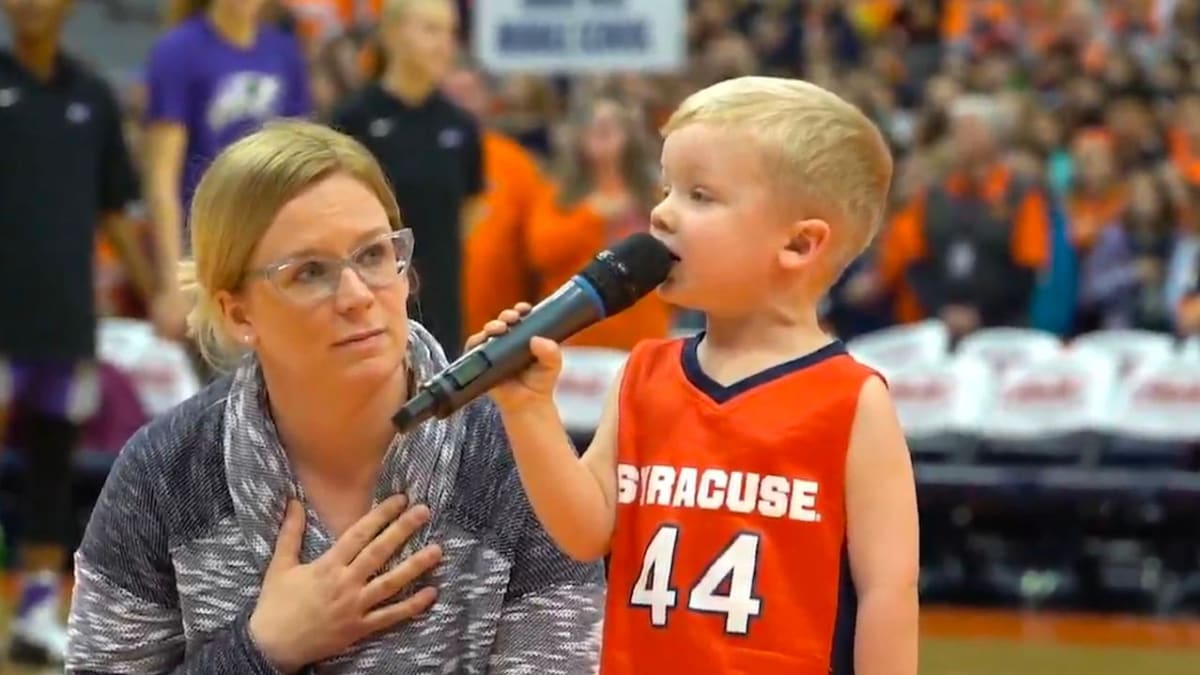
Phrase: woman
[
  {"left": 333, "top": 0, "right": 481, "bottom": 357},
  {"left": 1066, "top": 129, "right": 1129, "bottom": 251},
  {"left": 1078, "top": 171, "right": 1176, "bottom": 331},
  {"left": 144, "top": 0, "right": 312, "bottom": 339},
  {"left": 525, "top": 97, "right": 673, "bottom": 350},
  {"left": 66, "top": 121, "right": 604, "bottom": 673}
]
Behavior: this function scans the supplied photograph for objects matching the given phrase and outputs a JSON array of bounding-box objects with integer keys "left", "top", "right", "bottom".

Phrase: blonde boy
[{"left": 474, "top": 76, "right": 918, "bottom": 675}]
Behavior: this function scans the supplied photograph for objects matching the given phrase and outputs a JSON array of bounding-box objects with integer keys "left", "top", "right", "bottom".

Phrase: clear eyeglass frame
[{"left": 244, "top": 228, "right": 415, "bottom": 306}]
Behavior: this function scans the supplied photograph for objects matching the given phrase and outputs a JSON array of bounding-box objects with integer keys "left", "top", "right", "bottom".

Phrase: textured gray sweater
[{"left": 65, "top": 323, "right": 605, "bottom": 673}]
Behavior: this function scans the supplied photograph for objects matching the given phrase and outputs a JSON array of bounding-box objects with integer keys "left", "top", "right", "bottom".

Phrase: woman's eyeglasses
[{"left": 246, "top": 229, "right": 415, "bottom": 306}]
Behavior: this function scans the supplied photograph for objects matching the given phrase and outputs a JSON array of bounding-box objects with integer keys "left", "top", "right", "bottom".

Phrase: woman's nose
[{"left": 333, "top": 266, "right": 375, "bottom": 311}]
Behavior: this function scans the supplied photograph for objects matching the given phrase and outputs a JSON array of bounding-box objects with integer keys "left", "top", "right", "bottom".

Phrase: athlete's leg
[{"left": 8, "top": 360, "right": 98, "bottom": 665}]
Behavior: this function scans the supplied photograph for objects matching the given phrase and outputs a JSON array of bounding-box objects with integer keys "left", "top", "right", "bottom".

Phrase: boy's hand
[{"left": 464, "top": 303, "right": 563, "bottom": 413}]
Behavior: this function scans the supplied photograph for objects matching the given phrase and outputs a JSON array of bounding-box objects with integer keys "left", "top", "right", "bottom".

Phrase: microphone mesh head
[{"left": 579, "top": 232, "right": 677, "bottom": 315}]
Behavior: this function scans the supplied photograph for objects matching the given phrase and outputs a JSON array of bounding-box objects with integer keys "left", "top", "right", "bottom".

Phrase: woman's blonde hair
[
  {"left": 180, "top": 120, "right": 403, "bottom": 371},
  {"left": 369, "top": 0, "right": 455, "bottom": 77},
  {"left": 164, "top": 0, "right": 211, "bottom": 27}
]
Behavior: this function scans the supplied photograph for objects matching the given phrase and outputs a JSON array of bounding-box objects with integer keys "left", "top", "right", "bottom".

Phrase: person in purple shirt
[{"left": 143, "top": 0, "right": 311, "bottom": 344}]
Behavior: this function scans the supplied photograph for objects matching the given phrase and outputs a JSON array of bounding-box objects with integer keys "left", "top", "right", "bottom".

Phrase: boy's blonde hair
[
  {"left": 662, "top": 76, "right": 893, "bottom": 273},
  {"left": 180, "top": 120, "right": 403, "bottom": 371}
]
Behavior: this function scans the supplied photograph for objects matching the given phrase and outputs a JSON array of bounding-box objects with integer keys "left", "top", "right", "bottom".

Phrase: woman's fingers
[
  {"left": 321, "top": 494, "right": 408, "bottom": 568},
  {"left": 348, "top": 504, "right": 432, "bottom": 580},
  {"left": 359, "top": 543, "right": 443, "bottom": 608},
  {"left": 360, "top": 586, "right": 439, "bottom": 635}
]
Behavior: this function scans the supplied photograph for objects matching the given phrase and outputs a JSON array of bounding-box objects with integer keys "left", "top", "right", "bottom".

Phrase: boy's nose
[{"left": 650, "top": 202, "right": 675, "bottom": 234}]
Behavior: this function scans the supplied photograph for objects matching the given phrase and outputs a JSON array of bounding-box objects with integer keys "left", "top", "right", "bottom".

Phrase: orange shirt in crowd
[
  {"left": 1066, "top": 185, "right": 1129, "bottom": 250},
  {"left": 462, "top": 130, "right": 547, "bottom": 334},
  {"left": 1068, "top": 128, "right": 1126, "bottom": 250},
  {"left": 524, "top": 188, "right": 672, "bottom": 351},
  {"left": 878, "top": 164, "right": 1050, "bottom": 323},
  {"left": 940, "top": 0, "right": 1012, "bottom": 41},
  {"left": 283, "top": 0, "right": 349, "bottom": 45},
  {"left": 283, "top": 0, "right": 380, "bottom": 33},
  {"left": 1168, "top": 127, "right": 1200, "bottom": 186}
]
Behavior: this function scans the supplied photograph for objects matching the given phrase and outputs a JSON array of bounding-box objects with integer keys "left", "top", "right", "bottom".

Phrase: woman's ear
[
  {"left": 215, "top": 289, "right": 255, "bottom": 347},
  {"left": 778, "top": 218, "right": 831, "bottom": 271}
]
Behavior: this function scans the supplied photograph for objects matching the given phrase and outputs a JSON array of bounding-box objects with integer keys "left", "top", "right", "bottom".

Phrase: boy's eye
[{"left": 689, "top": 188, "right": 710, "bottom": 202}]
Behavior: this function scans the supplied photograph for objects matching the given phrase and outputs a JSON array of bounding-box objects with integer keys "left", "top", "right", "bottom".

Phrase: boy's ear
[{"left": 778, "top": 218, "right": 831, "bottom": 271}]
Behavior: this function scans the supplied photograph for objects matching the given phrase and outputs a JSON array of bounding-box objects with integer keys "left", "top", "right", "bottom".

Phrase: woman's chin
[{"left": 334, "top": 348, "right": 405, "bottom": 384}]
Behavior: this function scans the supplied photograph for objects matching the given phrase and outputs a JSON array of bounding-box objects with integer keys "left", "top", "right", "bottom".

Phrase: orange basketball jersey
[{"left": 600, "top": 336, "right": 879, "bottom": 675}]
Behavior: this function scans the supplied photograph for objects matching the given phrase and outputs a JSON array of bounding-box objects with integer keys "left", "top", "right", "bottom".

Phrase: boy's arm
[
  {"left": 497, "top": 364, "right": 623, "bottom": 563},
  {"left": 845, "top": 376, "right": 920, "bottom": 675}
]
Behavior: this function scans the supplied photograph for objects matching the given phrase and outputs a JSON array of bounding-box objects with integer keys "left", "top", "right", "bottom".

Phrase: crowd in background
[{"left": 85, "top": 0, "right": 1200, "bottom": 357}]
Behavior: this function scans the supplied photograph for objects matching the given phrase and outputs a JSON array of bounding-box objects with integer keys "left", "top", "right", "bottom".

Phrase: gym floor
[{"left": 2, "top": 596, "right": 1197, "bottom": 674}]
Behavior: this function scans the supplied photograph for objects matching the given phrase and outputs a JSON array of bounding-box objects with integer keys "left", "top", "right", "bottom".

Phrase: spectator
[
  {"left": 309, "top": 31, "right": 368, "bottom": 120},
  {"left": 443, "top": 60, "right": 548, "bottom": 337},
  {"left": 1078, "top": 170, "right": 1176, "bottom": 331},
  {"left": 879, "top": 95, "right": 1051, "bottom": 337},
  {"left": 66, "top": 120, "right": 604, "bottom": 673},
  {"left": 1066, "top": 129, "right": 1128, "bottom": 251},
  {"left": 1168, "top": 91, "right": 1200, "bottom": 185},
  {"left": 1168, "top": 186, "right": 1200, "bottom": 333},
  {"left": 492, "top": 74, "right": 560, "bottom": 161},
  {"left": 0, "top": 0, "right": 153, "bottom": 665},
  {"left": 333, "top": 0, "right": 481, "bottom": 356},
  {"left": 144, "top": 0, "right": 311, "bottom": 342},
  {"left": 1177, "top": 260, "right": 1200, "bottom": 332},
  {"left": 526, "top": 97, "right": 671, "bottom": 350}
]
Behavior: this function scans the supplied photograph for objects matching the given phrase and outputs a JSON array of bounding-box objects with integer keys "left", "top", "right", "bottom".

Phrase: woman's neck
[
  {"left": 207, "top": 5, "right": 258, "bottom": 48},
  {"left": 263, "top": 365, "right": 407, "bottom": 483},
  {"left": 593, "top": 163, "right": 624, "bottom": 193},
  {"left": 13, "top": 34, "right": 57, "bottom": 82},
  {"left": 382, "top": 63, "right": 435, "bottom": 106}
]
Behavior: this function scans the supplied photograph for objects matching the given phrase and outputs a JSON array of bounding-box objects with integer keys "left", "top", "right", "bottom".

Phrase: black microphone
[{"left": 393, "top": 232, "right": 676, "bottom": 432}]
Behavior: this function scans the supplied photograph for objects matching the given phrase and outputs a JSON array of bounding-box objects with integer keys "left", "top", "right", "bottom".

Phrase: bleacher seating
[
  {"left": 846, "top": 319, "right": 950, "bottom": 377},
  {"left": 1183, "top": 337, "right": 1200, "bottom": 364},
  {"left": 553, "top": 346, "right": 628, "bottom": 449},
  {"left": 976, "top": 347, "right": 1116, "bottom": 465},
  {"left": 1068, "top": 329, "right": 1177, "bottom": 379},
  {"left": 96, "top": 317, "right": 201, "bottom": 418},
  {"left": 887, "top": 354, "right": 990, "bottom": 461},
  {"left": 1103, "top": 357, "right": 1200, "bottom": 467},
  {"left": 955, "top": 326, "right": 1063, "bottom": 375}
]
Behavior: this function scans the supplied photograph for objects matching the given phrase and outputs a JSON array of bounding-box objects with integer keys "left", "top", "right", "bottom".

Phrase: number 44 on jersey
[{"left": 629, "top": 524, "right": 764, "bottom": 635}]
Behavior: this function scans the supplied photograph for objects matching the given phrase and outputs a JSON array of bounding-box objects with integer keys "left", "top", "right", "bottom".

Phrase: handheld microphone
[{"left": 393, "top": 232, "right": 676, "bottom": 433}]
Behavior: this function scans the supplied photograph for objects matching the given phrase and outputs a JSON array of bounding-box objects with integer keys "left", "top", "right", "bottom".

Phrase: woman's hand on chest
[{"left": 248, "top": 495, "right": 443, "bottom": 673}]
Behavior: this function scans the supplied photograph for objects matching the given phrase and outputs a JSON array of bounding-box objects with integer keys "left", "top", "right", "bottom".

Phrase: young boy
[{"left": 473, "top": 76, "right": 918, "bottom": 674}]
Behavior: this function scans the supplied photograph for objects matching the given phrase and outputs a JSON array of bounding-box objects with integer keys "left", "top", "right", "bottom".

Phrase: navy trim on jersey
[
  {"left": 680, "top": 333, "right": 848, "bottom": 405},
  {"left": 829, "top": 544, "right": 858, "bottom": 674}
]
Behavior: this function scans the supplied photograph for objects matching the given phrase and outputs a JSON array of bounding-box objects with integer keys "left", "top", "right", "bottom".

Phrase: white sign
[{"left": 473, "top": 0, "right": 686, "bottom": 74}]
